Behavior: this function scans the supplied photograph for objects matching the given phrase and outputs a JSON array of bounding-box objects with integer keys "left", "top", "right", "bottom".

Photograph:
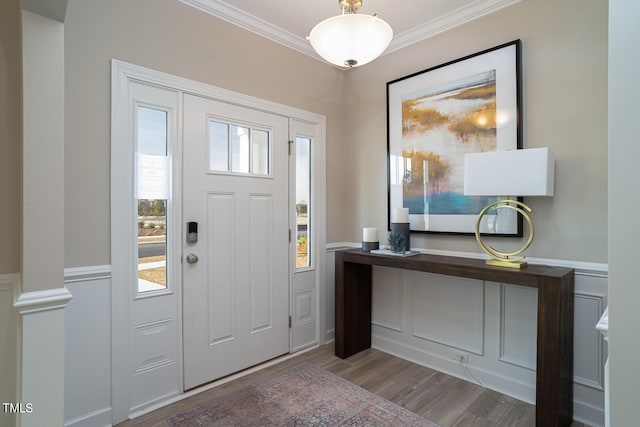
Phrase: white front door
[{"left": 182, "top": 94, "right": 290, "bottom": 389}]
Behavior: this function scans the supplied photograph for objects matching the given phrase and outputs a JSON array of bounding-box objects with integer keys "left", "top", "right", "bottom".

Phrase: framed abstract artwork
[{"left": 387, "top": 40, "right": 522, "bottom": 235}]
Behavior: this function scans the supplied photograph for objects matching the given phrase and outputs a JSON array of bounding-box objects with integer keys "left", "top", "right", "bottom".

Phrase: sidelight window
[
  {"left": 295, "top": 137, "right": 312, "bottom": 269},
  {"left": 136, "top": 106, "right": 169, "bottom": 293}
]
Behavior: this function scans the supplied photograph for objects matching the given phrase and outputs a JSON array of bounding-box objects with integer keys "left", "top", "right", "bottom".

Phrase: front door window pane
[
  {"left": 208, "top": 120, "right": 270, "bottom": 176},
  {"left": 209, "top": 121, "right": 229, "bottom": 171},
  {"left": 252, "top": 129, "right": 269, "bottom": 175},
  {"left": 231, "top": 125, "right": 250, "bottom": 173}
]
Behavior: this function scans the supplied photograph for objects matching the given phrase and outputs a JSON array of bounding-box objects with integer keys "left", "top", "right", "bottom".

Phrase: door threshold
[{"left": 128, "top": 344, "right": 320, "bottom": 420}]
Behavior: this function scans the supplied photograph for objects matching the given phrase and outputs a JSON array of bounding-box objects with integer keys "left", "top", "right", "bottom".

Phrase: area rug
[{"left": 169, "top": 362, "right": 440, "bottom": 426}]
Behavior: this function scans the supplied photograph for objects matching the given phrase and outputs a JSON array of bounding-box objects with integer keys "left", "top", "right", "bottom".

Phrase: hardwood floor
[{"left": 116, "top": 344, "right": 587, "bottom": 427}]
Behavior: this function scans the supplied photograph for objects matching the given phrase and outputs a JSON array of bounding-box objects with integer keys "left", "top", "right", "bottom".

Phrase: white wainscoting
[
  {"left": 325, "top": 245, "right": 608, "bottom": 427},
  {"left": 64, "top": 266, "right": 112, "bottom": 427}
]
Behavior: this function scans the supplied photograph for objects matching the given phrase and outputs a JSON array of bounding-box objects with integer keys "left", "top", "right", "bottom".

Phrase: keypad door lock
[{"left": 187, "top": 221, "right": 198, "bottom": 243}]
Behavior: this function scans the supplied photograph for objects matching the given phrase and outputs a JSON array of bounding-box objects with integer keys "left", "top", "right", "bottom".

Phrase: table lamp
[{"left": 463, "top": 147, "right": 555, "bottom": 268}]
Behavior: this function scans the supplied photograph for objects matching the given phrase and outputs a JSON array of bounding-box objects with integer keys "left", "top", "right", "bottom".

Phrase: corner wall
[
  {"left": 0, "top": 1, "right": 22, "bottom": 425},
  {"left": 608, "top": 1, "right": 640, "bottom": 425},
  {"left": 0, "top": 0, "right": 22, "bottom": 274}
]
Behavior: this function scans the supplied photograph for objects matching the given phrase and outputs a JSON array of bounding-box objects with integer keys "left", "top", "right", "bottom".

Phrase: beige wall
[
  {"left": 0, "top": 0, "right": 22, "bottom": 274},
  {"left": 64, "top": 0, "right": 608, "bottom": 267},
  {"left": 64, "top": 0, "right": 347, "bottom": 267},
  {"left": 342, "top": 0, "right": 608, "bottom": 263},
  {"left": 22, "top": 10, "right": 65, "bottom": 293}
]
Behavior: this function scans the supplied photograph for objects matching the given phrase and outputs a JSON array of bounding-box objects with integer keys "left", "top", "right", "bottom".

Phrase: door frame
[{"left": 111, "top": 60, "right": 326, "bottom": 424}]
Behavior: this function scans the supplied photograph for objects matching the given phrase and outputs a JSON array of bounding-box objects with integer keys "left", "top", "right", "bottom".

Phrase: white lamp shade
[
  {"left": 464, "top": 148, "right": 555, "bottom": 197},
  {"left": 309, "top": 13, "right": 393, "bottom": 67}
]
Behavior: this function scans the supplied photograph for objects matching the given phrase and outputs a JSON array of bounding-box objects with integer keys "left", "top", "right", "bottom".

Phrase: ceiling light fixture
[{"left": 308, "top": 0, "right": 393, "bottom": 68}]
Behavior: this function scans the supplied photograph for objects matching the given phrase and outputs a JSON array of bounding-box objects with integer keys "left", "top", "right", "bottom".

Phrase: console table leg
[
  {"left": 335, "top": 253, "right": 372, "bottom": 359},
  {"left": 536, "top": 275, "right": 574, "bottom": 427}
]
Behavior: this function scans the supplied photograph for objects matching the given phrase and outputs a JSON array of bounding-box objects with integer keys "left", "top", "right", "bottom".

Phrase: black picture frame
[{"left": 387, "top": 40, "right": 522, "bottom": 236}]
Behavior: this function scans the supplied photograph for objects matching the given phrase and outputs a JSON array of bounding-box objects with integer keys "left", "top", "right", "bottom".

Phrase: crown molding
[
  {"left": 179, "top": 0, "right": 318, "bottom": 59},
  {"left": 180, "top": 0, "right": 522, "bottom": 66},
  {"left": 387, "top": 0, "right": 523, "bottom": 54}
]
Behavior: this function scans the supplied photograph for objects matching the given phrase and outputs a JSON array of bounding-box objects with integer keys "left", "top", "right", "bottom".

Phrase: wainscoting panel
[
  {"left": 372, "top": 266, "right": 403, "bottom": 332},
  {"left": 64, "top": 267, "right": 112, "bottom": 427},
  {"left": 574, "top": 292, "right": 606, "bottom": 390},
  {"left": 325, "top": 245, "right": 608, "bottom": 427},
  {"left": 499, "top": 284, "right": 537, "bottom": 370},
  {"left": 409, "top": 271, "right": 484, "bottom": 355}
]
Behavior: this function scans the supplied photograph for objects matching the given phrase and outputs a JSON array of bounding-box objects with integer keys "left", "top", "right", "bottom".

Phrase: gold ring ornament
[{"left": 474, "top": 198, "right": 534, "bottom": 269}]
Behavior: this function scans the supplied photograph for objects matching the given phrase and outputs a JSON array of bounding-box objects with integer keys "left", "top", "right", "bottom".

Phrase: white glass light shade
[
  {"left": 309, "top": 13, "right": 393, "bottom": 67},
  {"left": 464, "top": 148, "right": 555, "bottom": 197}
]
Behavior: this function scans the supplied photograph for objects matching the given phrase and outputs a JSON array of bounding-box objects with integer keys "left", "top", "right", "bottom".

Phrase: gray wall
[
  {"left": 341, "top": 0, "right": 608, "bottom": 263},
  {"left": 0, "top": 0, "right": 22, "bottom": 275},
  {"left": 64, "top": 0, "right": 348, "bottom": 267}
]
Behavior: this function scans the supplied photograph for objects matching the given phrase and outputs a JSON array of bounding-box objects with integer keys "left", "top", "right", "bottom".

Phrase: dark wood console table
[{"left": 335, "top": 249, "right": 574, "bottom": 427}]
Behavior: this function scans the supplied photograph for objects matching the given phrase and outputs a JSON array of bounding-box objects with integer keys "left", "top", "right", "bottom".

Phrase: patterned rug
[{"left": 169, "top": 362, "right": 441, "bottom": 426}]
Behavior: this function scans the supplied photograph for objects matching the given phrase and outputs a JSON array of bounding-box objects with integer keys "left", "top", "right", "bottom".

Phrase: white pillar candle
[
  {"left": 362, "top": 227, "right": 378, "bottom": 242},
  {"left": 391, "top": 208, "right": 409, "bottom": 223}
]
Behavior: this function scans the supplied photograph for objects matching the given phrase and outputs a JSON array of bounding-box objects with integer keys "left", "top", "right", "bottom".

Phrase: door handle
[{"left": 185, "top": 253, "right": 199, "bottom": 264}]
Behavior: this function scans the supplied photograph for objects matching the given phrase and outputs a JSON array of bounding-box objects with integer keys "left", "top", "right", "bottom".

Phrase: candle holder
[
  {"left": 390, "top": 222, "right": 410, "bottom": 253},
  {"left": 390, "top": 208, "right": 410, "bottom": 253},
  {"left": 362, "top": 227, "right": 379, "bottom": 252}
]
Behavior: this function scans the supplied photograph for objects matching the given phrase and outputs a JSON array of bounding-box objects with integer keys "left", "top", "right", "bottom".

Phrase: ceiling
[{"left": 180, "top": 0, "right": 522, "bottom": 66}]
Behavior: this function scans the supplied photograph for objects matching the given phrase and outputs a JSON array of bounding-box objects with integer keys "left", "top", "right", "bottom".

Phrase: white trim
[
  {"left": 179, "top": 0, "right": 523, "bottom": 66},
  {"left": 64, "top": 265, "right": 112, "bottom": 283},
  {"left": 111, "top": 59, "right": 327, "bottom": 422},
  {"left": 64, "top": 407, "right": 112, "bottom": 427},
  {"left": 112, "top": 60, "right": 326, "bottom": 124},
  {"left": 178, "top": 0, "right": 315, "bottom": 59},
  {"left": 387, "top": 0, "right": 523, "bottom": 54},
  {"left": 326, "top": 242, "right": 608, "bottom": 275},
  {"left": 596, "top": 307, "right": 609, "bottom": 341},
  {"left": 14, "top": 287, "right": 73, "bottom": 314}
]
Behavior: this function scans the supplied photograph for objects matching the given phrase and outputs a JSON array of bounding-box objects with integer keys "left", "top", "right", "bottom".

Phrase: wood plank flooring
[{"left": 116, "top": 344, "right": 588, "bottom": 427}]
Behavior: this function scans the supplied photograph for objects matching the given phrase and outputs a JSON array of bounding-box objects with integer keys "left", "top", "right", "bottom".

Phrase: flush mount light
[{"left": 308, "top": 0, "right": 393, "bottom": 68}]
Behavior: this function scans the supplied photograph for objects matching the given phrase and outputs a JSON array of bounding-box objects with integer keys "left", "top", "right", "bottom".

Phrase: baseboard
[
  {"left": 573, "top": 398, "right": 605, "bottom": 427},
  {"left": 372, "top": 333, "right": 536, "bottom": 403},
  {"left": 324, "top": 328, "right": 335, "bottom": 344},
  {"left": 64, "top": 407, "right": 112, "bottom": 427},
  {"left": 372, "top": 333, "right": 605, "bottom": 426}
]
